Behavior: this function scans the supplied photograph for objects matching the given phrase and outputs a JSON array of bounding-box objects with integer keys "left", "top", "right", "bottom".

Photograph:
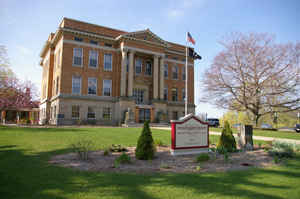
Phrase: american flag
[{"left": 187, "top": 32, "right": 195, "bottom": 45}]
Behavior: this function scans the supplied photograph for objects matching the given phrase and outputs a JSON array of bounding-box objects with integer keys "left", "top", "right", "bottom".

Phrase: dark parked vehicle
[
  {"left": 207, "top": 118, "right": 220, "bottom": 127},
  {"left": 295, "top": 124, "right": 300, "bottom": 133}
]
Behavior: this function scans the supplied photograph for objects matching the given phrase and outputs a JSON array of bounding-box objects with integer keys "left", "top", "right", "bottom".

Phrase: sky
[{"left": 1, "top": 0, "right": 299, "bottom": 118}]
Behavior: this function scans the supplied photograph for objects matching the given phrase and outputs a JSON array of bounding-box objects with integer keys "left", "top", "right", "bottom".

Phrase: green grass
[
  {"left": 210, "top": 127, "right": 300, "bottom": 140},
  {"left": 1, "top": 126, "right": 300, "bottom": 199}
]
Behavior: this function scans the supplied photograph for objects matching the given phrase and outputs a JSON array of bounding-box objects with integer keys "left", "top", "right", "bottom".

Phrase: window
[
  {"left": 88, "top": 77, "right": 97, "bottom": 95},
  {"left": 105, "top": 43, "right": 112, "bottom": 47},
  {"left": 172, "top": 65, "right": 178, "bottom": 79},
  {"left": 103, "top": 79, "right": 112, "bottom": 96},
  {"left": 103, "top": 107, "right": 111, "bottom": 120},
  {"left": 172, "top": 88, "right": 178, "bottom": 101},
  {"left": 90, "top": 40, "right": 98, "bottom": 45},
  {"left": 133, "top": 88, "right": 144, "bottom": 104},
  {"left": 72, "top": 105, "right": 80, "bottom": 119},
  {"left": 104, "top": 54, "right": 112, "bottom": 71},
  {"left": 89, "top": 50, "right": 98, "bottom": 68},
  {"left": 135, "top": 58, "right": 142, "bottom": 74},
  {"left": 145, "top": 61, "right": 152, "bottom": 75},
  {"left": 56, "top": 76, "right": 59, "bottom": 95},
  {"left": 72, "top": 76, "right": 81, "bottom": 94},
  {"left": 74, "top": 37, "right": 83, "bottom": 42},
  {"left": 182, "top": 68, "right": 186, "bottom": 80},
  {"left": 87, "top": 107, "right": 95, "bottom": 119},
  {"left": 182, "top": 88, "right": 185, "bottom": 101},
  {"left": 73, "top": 48, "right": 83, "bottom": 66},
  {"left": 164, "top": 64, "right": 168, "bottom": 78},
  {"left": 164, "top": 87, "right": 168, "bottom": 101}
]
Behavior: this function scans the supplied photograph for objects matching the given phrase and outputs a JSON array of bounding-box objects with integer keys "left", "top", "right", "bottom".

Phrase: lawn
[
  {"left": 1, "top": 126, "right": 300, "bottom": 199},
  {"left": 210, "top": 127, "right": 300, "bottom": 140}
]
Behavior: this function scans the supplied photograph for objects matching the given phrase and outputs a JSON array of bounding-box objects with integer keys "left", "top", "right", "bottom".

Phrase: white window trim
[
  {"left": 73, "top": 48, "right": 83, "bottom": 67},
  {"left": 71, "top": 105, "right": 80, "bottom": 119},
  {"left": 182, "top": 68, "right": 186, "bottom": 81},
  {"left": 172, "top": 65, "right": 179, "bottom": 80},
  {"left": 144, "top": 60, "right": 152, "bottom": 76},
  {"left": 135, "top": 58, "right": 142, "bottom": 75},
  {"left": 103, "top": 53, "right": 113, "bottom": 71},
  {"left": 88, "top": 50, "right": 98, "bottom": 68},
  {"left": 87, "top": 107, "right": 96, "bottom": 120},
  {"left": 88, "top": 77, "right": 97, "bottom": 95},
  {"left": 102, "top": 107, "right": 112, "bottom": 120},
  {"left": 102, "top": 79, "right": 112, "bottom": 96},
  {"left": 164, "top": 64, "right": 168, "bottom": 79},
  {"left": 72, "top": 76, "right": 82, "bottom": 95}
]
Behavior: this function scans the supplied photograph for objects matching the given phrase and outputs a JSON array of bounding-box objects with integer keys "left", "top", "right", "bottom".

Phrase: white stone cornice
[
  {"left": 166, "top": 49, "right": 185, "bottom": 56},
  {"left": 123, "top": 46, "right": 164, "bottom": 57},
  {"left": 165, "top": 58, "right": 194, "bottom": 66},
  {"left": 61, "top": 27, "right": 116, "bottom": 41},
  {"left": 63, "top": 40, "right": 120, "bottom": 51}
]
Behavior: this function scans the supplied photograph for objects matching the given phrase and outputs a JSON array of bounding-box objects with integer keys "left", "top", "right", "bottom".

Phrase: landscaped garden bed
[{"left": 49, "top": 146, "right": 273, "bottom": 173}]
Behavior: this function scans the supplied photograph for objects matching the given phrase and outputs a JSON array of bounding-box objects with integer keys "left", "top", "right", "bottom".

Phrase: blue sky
[{"left": 1, "top": 0, "right": 299, "bottom": 118}]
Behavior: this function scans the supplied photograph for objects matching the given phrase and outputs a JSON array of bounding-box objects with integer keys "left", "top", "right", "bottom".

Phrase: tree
[
  {"left": 202, "top": 32, "right": 300, "bottom": 126},
  {"left": 135, "top": 121, "right": 155, "bottom": 160},
  {"left": 217, "top": 121, "right": 236, "bottom": 152},
  {"left": 0, "top": 45, "right": 38, "bottom": 111}
]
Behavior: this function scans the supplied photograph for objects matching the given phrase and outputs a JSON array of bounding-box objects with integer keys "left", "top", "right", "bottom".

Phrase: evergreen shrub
[
  {"left": 217, "top": 121, "right": 237, "bottom": 152},
  {"left": 135, "top": 121, "right": 155, "bottom": 160}
]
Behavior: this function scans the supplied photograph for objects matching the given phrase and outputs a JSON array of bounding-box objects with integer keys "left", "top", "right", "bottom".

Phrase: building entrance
[{"left": 139, "top": 108, "right": 151, "bottom": 123}]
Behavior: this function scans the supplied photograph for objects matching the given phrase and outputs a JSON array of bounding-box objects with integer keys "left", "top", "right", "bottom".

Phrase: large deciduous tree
[{"left": 202, "top": 33, "right": 300, "bottom": 126}]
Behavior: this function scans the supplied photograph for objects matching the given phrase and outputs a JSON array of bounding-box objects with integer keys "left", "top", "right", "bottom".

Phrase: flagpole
[{"left": 185, "top": 32, "right": 188, "bottom": 116}]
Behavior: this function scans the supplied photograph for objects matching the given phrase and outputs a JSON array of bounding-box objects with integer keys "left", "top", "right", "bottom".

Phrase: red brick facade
[{"left": 39, "top": 18, "right": 195, "bottom": 125}]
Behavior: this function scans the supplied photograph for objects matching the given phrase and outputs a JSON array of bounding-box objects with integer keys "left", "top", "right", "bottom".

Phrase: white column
[
  {"left": 128, "top": 50, "right": 135, "bottom": 96},
  {"left": 160, "top": 57, "right": 164, "bottom": 100},
  {"left": 120, "top": 49, "right": 127, "bottom": 96},
  {"left": 153, "top": 55, "right": 159, "bottom": 99}
]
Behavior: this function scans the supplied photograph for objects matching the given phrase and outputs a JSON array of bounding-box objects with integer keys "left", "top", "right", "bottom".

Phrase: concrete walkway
[{"left": 153, "top": 127, "right": 300, "bottom": 145}]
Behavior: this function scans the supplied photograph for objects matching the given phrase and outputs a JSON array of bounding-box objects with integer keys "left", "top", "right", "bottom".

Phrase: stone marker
[
  {"left": 170, "top": 114, "right": 209, "bottom": 155},
  {"left": 238, "top": 125, "right": 254, "bottom": 150}
]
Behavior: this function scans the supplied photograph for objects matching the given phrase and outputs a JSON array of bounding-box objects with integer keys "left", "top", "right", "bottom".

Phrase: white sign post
[{"left": 170, "top": 114, "right": 209, "bottom": 155}]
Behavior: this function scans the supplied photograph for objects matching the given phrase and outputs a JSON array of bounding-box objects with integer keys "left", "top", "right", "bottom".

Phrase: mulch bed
[{"left": 49, "top": 146, "right": 274, "bottom": 174}]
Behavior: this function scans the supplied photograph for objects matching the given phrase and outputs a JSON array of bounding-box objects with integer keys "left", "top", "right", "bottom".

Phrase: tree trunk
[{"left": 255, "top": 115, "right": 260, "bottom": 128}]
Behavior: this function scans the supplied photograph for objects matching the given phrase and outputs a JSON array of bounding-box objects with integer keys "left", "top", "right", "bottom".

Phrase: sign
[{"left": 171, "top": 114, "right": 209, "bottom": 155}]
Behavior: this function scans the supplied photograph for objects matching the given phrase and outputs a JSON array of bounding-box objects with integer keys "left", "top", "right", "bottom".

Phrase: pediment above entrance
[{"left": 117, "top": 29, "right": 168, "bottom": 47}]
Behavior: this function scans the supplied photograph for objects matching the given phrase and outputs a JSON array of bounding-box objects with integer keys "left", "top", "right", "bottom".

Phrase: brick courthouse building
[{"left": 39, "top": 18, "right": 195, "bottom": 125}]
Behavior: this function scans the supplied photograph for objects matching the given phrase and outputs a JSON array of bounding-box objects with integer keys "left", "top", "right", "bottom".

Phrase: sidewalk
[{"left": 153, "top": 127, "right": 300, "bottom": 144}]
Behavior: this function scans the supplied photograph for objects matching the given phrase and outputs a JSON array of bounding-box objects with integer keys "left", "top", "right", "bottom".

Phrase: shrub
[
  {"left": 71, "top": 139, "right": 94, "bottom": 161},
  {"left": 103, "top": 148, "right": 110, "bottom": 156},
  {"left": 196, "top": 153, "right": 210, "bottom": 163},
  {"left": 268, "top": 141, "right": 296, "bottom": 158},
  {"left": 217, "top": 121, "right": 237, "bottom": 152},
  {"left": 114, "top": 152, "right": 131, "bottom": 167},
  {"left": 135, "top": 121, "right": 155, "bottom": 160}
]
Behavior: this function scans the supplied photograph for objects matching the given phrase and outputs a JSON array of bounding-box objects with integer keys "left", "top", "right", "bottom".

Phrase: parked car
[
  {"left": 261, "top": 123, "right": 272, "bottom": 129},
  {"left": 295, "top": 124, "right": 300, "bottom": 133},
  {"left": 207, "top": 118, "right": 220, "bottom": 127},
  {"left": 232, "top": 123, "right": 241, "bottom": 129}
]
